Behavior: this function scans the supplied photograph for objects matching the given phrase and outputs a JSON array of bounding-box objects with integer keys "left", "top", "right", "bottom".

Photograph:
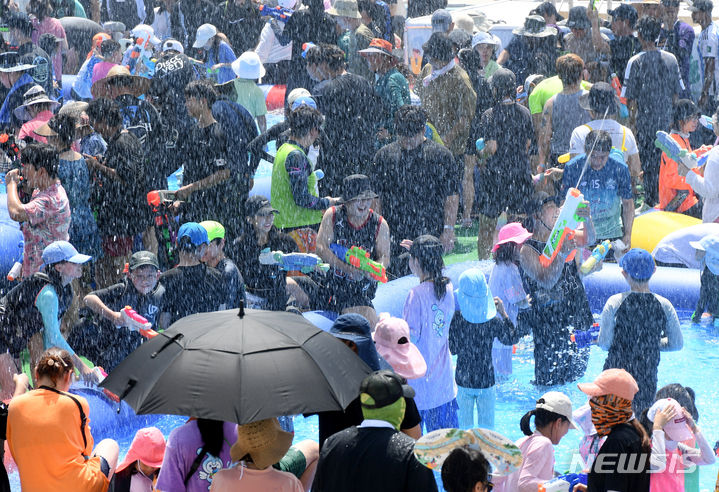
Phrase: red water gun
[
  {"left": 610, "top": 73, "right": 630, "bottom": 118},
  {"left": 120, "top": 306, "right": 159, "bottom": 338}
]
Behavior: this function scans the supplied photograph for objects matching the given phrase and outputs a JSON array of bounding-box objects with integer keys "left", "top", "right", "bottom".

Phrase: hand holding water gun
[
  {"left": 259, "top": 4, "right": 293, "bottom": 22},
  {"left": 571, "top": 322, "right": 600, "bottom": 348},
  {"left": 7, "top": 239, "right": 23, "bottom": 281},
  {"left": 329, "top": 244, "right": 388, "bottom": 283},
  {"left": 539, "top": 188, "right": 587, "bottom": 267},
  {"left": 580, "top": 240, "right": 612, "bottom": 274},
  {"left": 120, "top": 306, "right": 159, "bottom": 338},
  {"left": 259, "top": 248, "right": 330, "bottom": 273},
  {"left": 700, "top": 114, "right": 714, "bottom": 130},
  {"left": 539, "top": 473, "right": 588, "bottom": 492},
  {"left": 654, "top": 131, "right": 711, "bottom": 171},
  {"left": 610, "top": 73, "right": 630, "bottom": 119}
]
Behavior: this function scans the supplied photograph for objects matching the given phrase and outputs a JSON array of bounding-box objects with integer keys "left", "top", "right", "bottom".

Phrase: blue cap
[
  {"left": 330, "top": 314, "right": 384, "bottom": 371},
  {"left": 456, "top": 268, "right": 496, "bottom": 323},
  {"left": 690, "top": 235, "right": 719, "bottom": 275},
  {"left": 619, "top": 248, "right": 655, "bottom": 281},
  {"left": 177, "top": 222, "right": 209, "bottom": 246},
  {"left": 41, "top": 241, "right": 92, "bottom": 265},
  {"left": 291, "top": 96, "right": 317, "bottom": 110}
]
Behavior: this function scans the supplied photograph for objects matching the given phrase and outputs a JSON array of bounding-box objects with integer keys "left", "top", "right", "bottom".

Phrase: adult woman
[
  {"left": 192, "top": 23, "right": 237, "bottom": 84},
  {"left": 576, "top": 369, "right": 650, "bottom": 492},
  {"left": 680, "top": 109, "right": 719, "bottom": 223},
  {"left": 29, "top": 0, "right": 68, "bottom": 84},
  {"left": 7, "top": 347, "right": 119, "bottom": 491}
]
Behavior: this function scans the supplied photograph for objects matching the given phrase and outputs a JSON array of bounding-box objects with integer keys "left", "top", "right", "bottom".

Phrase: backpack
[{"left": 0, "top": 272, "right": 53, "bottom": 357}]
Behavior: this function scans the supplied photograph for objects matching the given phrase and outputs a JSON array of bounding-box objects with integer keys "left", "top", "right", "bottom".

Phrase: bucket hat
[
  {"left": 0, "top": 51, "right": 35, "bottom": 72},
  {"left": 230, "top": 418, "right": 293, "bottom": 469},
  {"left": 116, "top": 427, "right": 166, "bottom": 473},
  {"left": 232, "top": 51, "right": 266, "bottom": 79},
  {"left": 13, "top": 85, "right": 60, "bottom": 121},
  {"left": 329, "top": 313, "right": 383, "bottom": 371},
  {"left": 327, "top": 0, "right": 361, "bottom": 19},
  {"left": 373, "top": 316, "right": 427, "bottom": 379},
  {"left": 690, "top": 234, "right": 719, "bottom": 274},
  {"left": 512, "top": 15, "right": 557, "bottom": 37},
  {"left": 456, "top": 268, "right": 497, "bottom": 324}
]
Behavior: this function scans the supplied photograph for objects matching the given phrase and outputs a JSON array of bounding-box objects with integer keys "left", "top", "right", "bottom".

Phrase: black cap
[
  {"left": 245, "top": 195, "right": 279, "bottom": 216},
  {"left": 6, "top": 12, "right": 33, "bottom": 34},
  {"left": 533, "top": 1, "right": 563, "bottom": 21},
  {"left": 525, "top": 191, "right": 560, "bottom": 216},
  {"left": 688, "top": 0, "right": 713, "bottom": 12},
  {"left": 422, "top": 32, "right": 454, "bottom": 61},
  {"left": 579, "top": 82, "right": 619, "bottom": 115},
  {"left": 448, "top": 29, "right": 472, "bottom": 50},
  {"left": 674, "top": 98, "right": 700, "bottom": 123},
  {"left": 360, "top": 370, "right": 415, "bottom": 409},
  {"left": 128, "top": 250, "right": 160, "bottom": 271},
  {"left": 566, "top": 6, "right": 591, "bottom": 29},
  {"left": 608, "top": 4, "right": 638, "bottom": 25},
  {"left": 341, "top": 174, "right": 378, "bottom": 203}
]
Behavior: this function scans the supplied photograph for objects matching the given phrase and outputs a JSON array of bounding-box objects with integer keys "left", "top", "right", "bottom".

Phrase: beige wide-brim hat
[
  {"left": 327, "top": 0, "right": 361, "bottom": 19},
  {"left": 229, "top": 418, "right": 293, "bottom": 469},
  {"left": 91, "top": 64, "right": 151, "bottom": 99}
]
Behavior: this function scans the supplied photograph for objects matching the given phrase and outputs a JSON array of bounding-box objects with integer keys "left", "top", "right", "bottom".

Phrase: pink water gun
[{"left": 120, "top": 306, "right": 159, "bottom": 339}]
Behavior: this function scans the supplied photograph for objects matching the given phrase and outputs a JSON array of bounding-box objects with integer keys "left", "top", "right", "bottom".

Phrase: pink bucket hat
[
  {"left": 373, "top": 316, "right": 427, "bottom": 379},
  {"left": 116, "top": 427, "right": 166, "bottom": 473},
  {"left": 647, "top": 398, "right": 693, "bottom": 442},
  {"left": 578, "top": 369, "right": 639, "bottom": 402},
  {"left": 492, "top": 222, "right": 533, "bottom": 252}
]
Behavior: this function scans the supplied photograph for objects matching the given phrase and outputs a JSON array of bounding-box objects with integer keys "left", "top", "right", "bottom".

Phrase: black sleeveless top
[{"left": 330, "top": 205, "right": 382, "bottom": 282}]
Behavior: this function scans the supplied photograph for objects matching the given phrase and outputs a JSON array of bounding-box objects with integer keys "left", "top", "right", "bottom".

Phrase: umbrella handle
[
  {"left": 151, "top": 333, "right": 184, "bottom": 359},
  {"left": 116, "top": 378, "right": 137, "bottom": 414}
]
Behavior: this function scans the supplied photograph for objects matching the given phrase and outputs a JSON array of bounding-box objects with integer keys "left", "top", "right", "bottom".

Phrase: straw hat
[
  {"left": 230, "top": 418, "right": 293, "bottom": 469},
  {"left": 91, "top": 64, "right": 151, "bottom": 99},
  {"left": 13, "top": 85, "right": 60, "bottom": 121},
  {"left": 327, "top": 0, "right": 361, "bottom": 19}
]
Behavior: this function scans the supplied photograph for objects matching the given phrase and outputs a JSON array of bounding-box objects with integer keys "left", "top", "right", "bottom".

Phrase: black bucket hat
[{"left": 340, "top": 174, "right": 378, "bottom": 203}]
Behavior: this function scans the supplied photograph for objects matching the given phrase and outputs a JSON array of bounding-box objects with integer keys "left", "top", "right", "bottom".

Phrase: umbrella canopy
[{"left": 101, "top": 308, "right": 372, "bottom": 424}]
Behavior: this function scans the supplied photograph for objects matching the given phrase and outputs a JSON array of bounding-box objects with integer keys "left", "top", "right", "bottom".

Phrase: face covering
[
  {"left": 589, "top": 394, "right": 634, "bottom": 437},
  {"left": 360, "top": 394, "right": 406, "bottom": 431}
]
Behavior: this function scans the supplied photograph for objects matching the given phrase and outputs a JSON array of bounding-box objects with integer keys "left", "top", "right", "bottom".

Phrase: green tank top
[{"left": 271, "top": 142, "right": 323, "bottom": 229}]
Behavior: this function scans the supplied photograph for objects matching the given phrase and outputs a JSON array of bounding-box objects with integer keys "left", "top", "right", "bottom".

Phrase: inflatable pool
[{"left": 631, "top": 210, "right": 701, "bottom": 254}]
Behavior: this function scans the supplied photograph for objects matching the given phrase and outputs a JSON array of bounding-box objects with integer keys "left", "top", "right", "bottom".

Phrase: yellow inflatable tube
[{"left": 631, "top": 210, "right": 701, "bottom": 253}]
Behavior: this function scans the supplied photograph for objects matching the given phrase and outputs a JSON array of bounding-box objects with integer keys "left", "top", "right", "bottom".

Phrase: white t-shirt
[
  {"left": 255, "top": 22, "right": 292, "bottom": 64},
  {"left": 697, "top": 22, "right": 719, "bottom": 97},
  {"left": 652, "top": 222, "right": 719, "bottom": 268},
  {"left": 569, "top": 119, "right": 638, "bottom": 161}
]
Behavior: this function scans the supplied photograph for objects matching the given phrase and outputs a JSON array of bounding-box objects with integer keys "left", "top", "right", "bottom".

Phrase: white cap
[
  {"left": 287, "top": 87, "right": 311, "bottom": 107},
  {"left": 193, "top": 23, "right": 217, "bottom": 49},
  {"left": 131, "top": 24, "right": 160, "bottom": 45},
  {"left": 231, "top": 51, "right": 266, "bottom": 79},
  {"left": 536, "top": 391, "right": 579, "bottom": 429},
  {"left": 162, "top": 39, "right": 184, "bottom": 53}
]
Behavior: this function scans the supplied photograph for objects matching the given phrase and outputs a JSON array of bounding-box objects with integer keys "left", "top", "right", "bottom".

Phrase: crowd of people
[{"left": 1, "top": 0, "right": 719, "bottom": 489}]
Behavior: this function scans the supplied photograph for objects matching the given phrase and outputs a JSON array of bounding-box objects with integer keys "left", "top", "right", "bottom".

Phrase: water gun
[
  {"left": 91, "top": 367, "right": 120, "bottom": 402},
  {"left": 610, "top": 73, "right": 630, "bottom": 119},
  {"left": 580, "top": 240, "right": 612, "bottom": 274},
  {"left": 571, "top": 322, "right": 600, "bottom": 348},
  {"left": 147, "top": 190, "right": 177, "bottom": 209},
  {"left": 301, "top": 42, "right": 316, "bottom": 58},
  {"left": 0, "top": 133, "right": 22, "bottom": 162},
  {"left": 120, "top": 306, "right": 159, "bottom": 338},
  {"left": 539, "top": 188, "right": 587, "bottom": 267},
  {"left": 700, "top": 114, "right": 714, "bottom": 130},
  {"left": 258, "top": 248, "right": 329, "bottom": 273},
  {"left": 329, "top": 244, "right": 388, "bottom": 283},
  {"left": 475, "top": 138, "right": 485, "bottom": 152},
  {"left": 538, "top": 473, "right": 587, "bottom": 492},
  {"left": 6, "top": 239, "right": 23, "bottom": 281},
  {"left": 654, "top": 131, "right": 711, "bottom": 169},
  {"left": 259, "top": 4, "right": 293, "bottom": 22}
]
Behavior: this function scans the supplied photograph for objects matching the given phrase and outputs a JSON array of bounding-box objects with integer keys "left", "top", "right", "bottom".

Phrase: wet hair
[
  {"left": 36, "top": 347, "right": 74, "bottom": 385},
  {"left": 87, "top": 98, "right": 123, "bottom": 128},
  {"left": 100, "top": 39, "right": 121, "bottom": 57},
  {"left": 413, "top": 249, "right": 449, "bottom": 301},
  {"left": 289, "top": 105, "right": 323, "bottom": 138},
  {"left": 584, "top": 130, "right": 612, "bottom": 153},
  {"left": 22, "top": 143, "right": 59, "bottom": 178},
  {"left": 520, "top": 407, "right": 568, "bottom": 436},
  {"left": 38, "top": 33, "right": 59, "bottom": 56},
  {"left": 636, "top": 15, "right": 662, "bottom": 42},
  {"left": 184, "top": 79, "right": 218, "bottom": 106},
  {"left": 322, "top": 44, "right": 346, "bottom": 72},
  {"left": 305, "top": 44, "right": 324, "bottom": 66},
  {"left": 48, "top": 114, "right": 77, "bottom": 149},
  {"left": 493, "top": 242, "right": 517, "bottom": 264},
  {"left": 196, "top": 418, "right": 224, "bottom": 457},
  {"left": 556, "top": 53, "right": 584, "bottom": 86},
  {"left": 441, "top": 446, "right": 491, "bottom": 492},
  {"left": 394, "top": 105, "right": 427, "bottom": 137},
  {"left": 29, "top": 0, "right": 52, "bottom": 20}
]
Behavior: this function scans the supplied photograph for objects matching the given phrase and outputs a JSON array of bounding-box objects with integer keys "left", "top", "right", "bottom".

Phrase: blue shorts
[{"left": 419, "top": 399, "right": 459, "bottom": 433}]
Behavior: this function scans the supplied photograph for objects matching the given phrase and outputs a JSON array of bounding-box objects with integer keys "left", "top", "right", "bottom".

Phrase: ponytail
[
  {"left": 432, "top": 273, "right": 450, "bottom": 301},
  {"left": 629, "top": 418, "right": 651, "bottom": 454},
  {"left": 197, "top": 418, "right": 225, "bottom": 457},
  {"left": 520, "top": 407, "right": 569, "bottom": 436},
  {"left": 519, "top": 409, "right": 536, "bottom": 436}
]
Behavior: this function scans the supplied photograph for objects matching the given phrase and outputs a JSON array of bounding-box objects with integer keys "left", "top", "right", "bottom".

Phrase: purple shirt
[
  {"left": 403, "top": 281, "right": 456, "bottom": 410},
  {"left": 156, "top": 420, "right": 236, "bottom": 492}
]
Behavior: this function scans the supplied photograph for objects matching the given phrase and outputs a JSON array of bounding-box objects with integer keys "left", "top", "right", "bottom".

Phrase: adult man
[
  {"left": 6, "top": 144, "right": 70, "bottom": 277},
  {"left": 691, "top": 0, "right": 719, "bottom": 112},
  {"left": 562, "top": 130, "right": 634, "bottom": 246},
  {"left": 373, "top": 105, "right": 459, "bottom": 275},
  {"left": 200, "top": 220, "right": 245, "bottom": 309},
  {"left": 7, "top": 12, "right": 53, "bottom": 97},
  {"left": 564, "top": 6, "right": 610, "bottom": 82},
  {"left": 569, "top": 82, "right": 642, "bottom": 192},
  {"left": 659, "top": 0, "right": 695, "bottom": 89},
  {"left": 431, "top": 8, "right": 453, "bottom": 34},
  {"left": 538, "top": 54, "right": 590, "bottom": 169},
  {"left": 70, "top": 251, "right": 165, "bottom": 371},
  {"left": 0, "top": 52, "right": 37, "bottom": 132},
  {"left": 601, "top": 4, "right": 642, "bottom": 79},
  {"left": 622, "top": 15, "right": 684, "bottom": 207},
  {"left": 416, "top": 32, "right": 476, "bottom": 162},
  {"left": 497, "top": 15, "right": 558, "bottom": 85},
  {"left": 159, "top": 222, "right": 227, "bottom": 326},
  {"left": 316, "top": 174, "right": 390, "bottom": 330},
  {"left": 313, "top": 370, "right": 438, "bottom": 492},
  {"left": 329, "top": 0, "right": 373, "bottom": 81},
  {"left": 85, "top": 98, "right": 148, "bottom": 288},
  {"left": 213, "top": 0, "right": 263, "bottom": 55}
]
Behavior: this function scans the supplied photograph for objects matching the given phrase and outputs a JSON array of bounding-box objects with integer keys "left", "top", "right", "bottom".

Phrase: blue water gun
[
  {"left": 700, "top": 114, "right": 714, "bottom": 130},
  {"left": 539, "top": 473, "right": 587, "bottom": 492},
  {"left": 475, "top": 138, "right": 485, "bottom": 152},
  {"left": 259, "top": 248, "right": 329, "bottom": 274},
  {"left": 259, "top": 4, "right": 293, "bottom": 22},
  {"left": 580, "top": 240, "right": 612, "bottom": 274},
  {"left": 570, "top": 323, "right": 600, "bottom": 349},
  {"left": 654, "top": 131, "right": 710, "bottom": 169}
]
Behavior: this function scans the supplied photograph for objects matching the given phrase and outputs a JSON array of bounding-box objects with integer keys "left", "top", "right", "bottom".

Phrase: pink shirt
[
  {"left": 21, "top": 181, "right": 71, "bottom": 276},
  {"left": 92, "top": 61, "right": 118, "bottom": 85},
  {"left": 494, "top": 431, "right": 555, "bottom": 492},
  {"left": 32, "top": 17, "right": 66, "bottom": 83},
  {"left": 209, "top": 465, "right": 303, "bottom": 492},
  {"left": 17, "top": 109, "right": 54, "bottom": 143}
]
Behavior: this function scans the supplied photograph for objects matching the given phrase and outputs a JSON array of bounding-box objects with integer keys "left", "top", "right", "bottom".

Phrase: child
[
  {"left": 113, "top": 427, "right": 166, "bottom": 492},
  {"left": 231, "top": 51, "right": 268, "bottom": 133},
  {"left": 488, "top": 222, "right": 532, "bottom": 380},
  {"left": 449, "top": 268, "right": 520, "bottom": 429},
  {"left": 597, "top": 248, "right": 683, "bottom": 413},
  {"left": 494, "top": 391, "right": 577, "bottom": 492},
  {"left": 689, "top": 235, "right": 719, "bottom": 326},
  {"left": 402, "top": 234, "right": 457, "bottom": 432},
  {"left": 373, "top": 314, "right": 427, "bottom": 381},
  {"left": 646, "top": 398, "right": 714, "bottom": 492},
  {"left": 200, "top": 220, "right": 246, "bottom": 309}
]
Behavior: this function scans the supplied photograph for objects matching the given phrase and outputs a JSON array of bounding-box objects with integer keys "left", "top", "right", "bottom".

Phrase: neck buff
[
  {"left": 423, "top": 59, "right": 455, "bottom": 87},
  {"left": 360, "top": 393, "right": 406, "bottom": 431},
  {"left": 589, "top": 394, "right": 634, "bottom": 437}
]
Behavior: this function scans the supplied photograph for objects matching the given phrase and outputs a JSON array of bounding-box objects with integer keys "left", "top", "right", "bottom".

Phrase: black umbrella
[{"left": 100, "top": 307, "right": 372, "bottom": 424}]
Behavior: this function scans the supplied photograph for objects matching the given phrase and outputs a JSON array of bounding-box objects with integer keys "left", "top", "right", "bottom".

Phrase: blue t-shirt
[
  {"left": 561, "top": 155, "right": 633, "bottom": 240},
  {"left": 207, "top": 41, "right": 237, "bottom": 84}
]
